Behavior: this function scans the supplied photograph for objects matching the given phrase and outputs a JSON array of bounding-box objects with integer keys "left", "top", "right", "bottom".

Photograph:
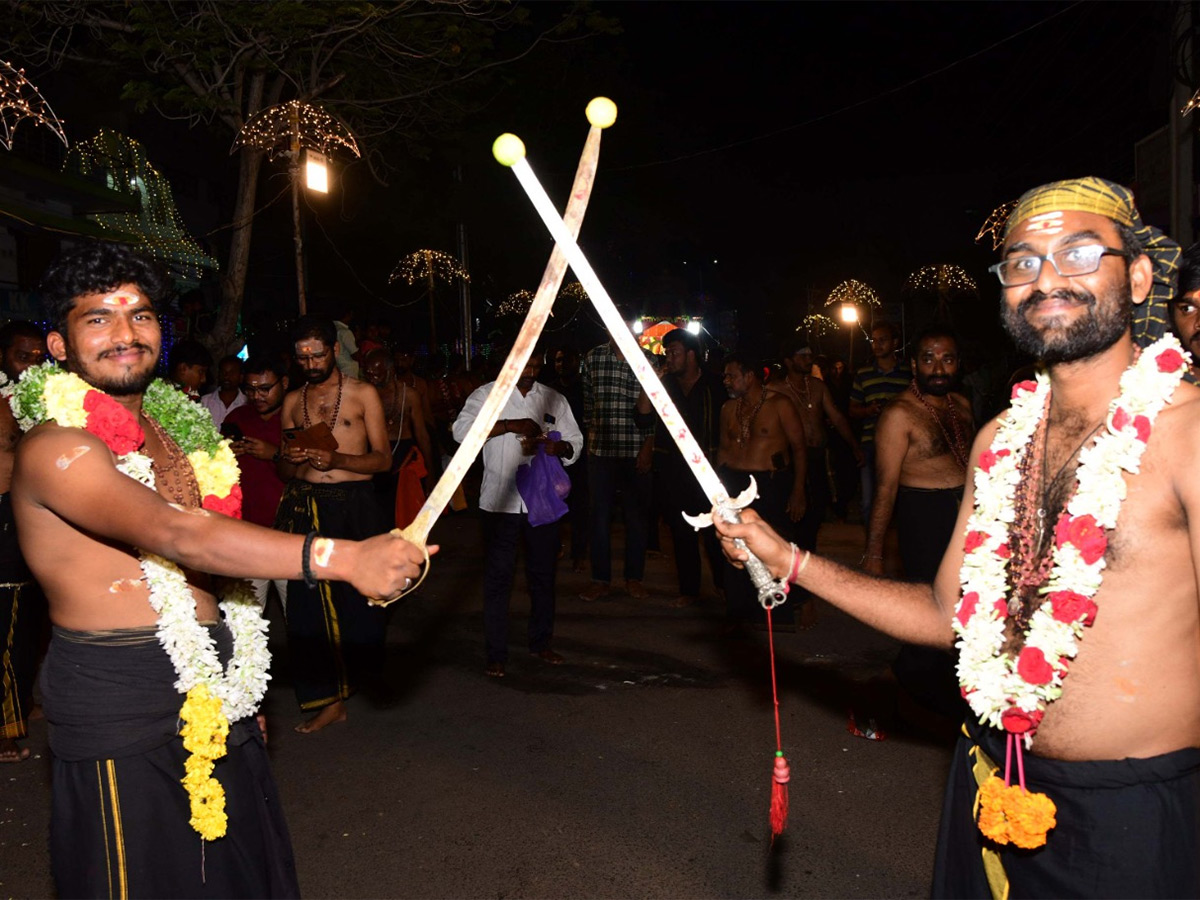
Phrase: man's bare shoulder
[
  {"left": 14, "top": 424, "right": 113, "bottom": 497},
  {"left": 1155, "top": 380, "right": 1200, "bottom": 457},
  {"left": 877, "top": 392, "right": 922, "bottom": 426}
]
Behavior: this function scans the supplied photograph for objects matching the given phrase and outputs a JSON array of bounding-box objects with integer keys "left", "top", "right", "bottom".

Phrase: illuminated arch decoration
[
  {"left": 64, "top": 130, "right": 216, "bottom": 280},
  {"left": 234, "top": 100, "right": 360, "bottom": 160}
]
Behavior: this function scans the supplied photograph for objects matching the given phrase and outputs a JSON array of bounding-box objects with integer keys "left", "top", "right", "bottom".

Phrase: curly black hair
[{"left": 39, "top": 242, "right": 172, "bottom": 334}]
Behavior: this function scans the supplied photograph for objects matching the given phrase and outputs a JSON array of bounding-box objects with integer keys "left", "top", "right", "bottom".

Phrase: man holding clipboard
[{"left": 274, "top": 316, "right": 394, "bottom": 734}]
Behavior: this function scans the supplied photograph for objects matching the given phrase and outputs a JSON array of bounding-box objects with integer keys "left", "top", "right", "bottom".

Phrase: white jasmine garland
[{"left": 953, "top": 335, "right": 1188, "bottom": 743}]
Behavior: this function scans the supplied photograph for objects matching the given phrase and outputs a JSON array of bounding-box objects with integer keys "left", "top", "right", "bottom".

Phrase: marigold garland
[{"left": 10, "top": 363, "right": 270, "bottom": 842}]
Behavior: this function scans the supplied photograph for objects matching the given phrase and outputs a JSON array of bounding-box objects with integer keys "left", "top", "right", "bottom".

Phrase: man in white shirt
[
  {"left": 453, "top": 348, "right": 583, "bottom": 678},
  {"left": 200, "top": 354, "right": 248, "bottom": 428}
]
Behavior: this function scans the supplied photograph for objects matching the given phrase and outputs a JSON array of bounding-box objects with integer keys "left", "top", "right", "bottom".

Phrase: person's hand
[
  {"left": 256, "top": 713, "right": 268, "bottom": 745},
  {"left": 235, "top": 437, "right": 277, "bottom": 461},
  {"left": 541, "top": 438, "right": 571, "bottom": 457},
  {"left": 509, "top": 418, "right": 542, "bottom": 440},
  {"left": 635, "top": 444, "right": 653, "bottom": 475},
  {"left": 712, "top": 508, "right": 792, "bottom": 579},
  {"left": 280, "top": 441, "right": 309, "bottom": 465},
  {"left": 862, "top": 555, "right": 884, "bottom": 576},
  {"left": 786, "top": 489, "right": 806, "bottom": 522},
  {"left": 349, "top": 532, "right": 439, "bottom": 600},
  {"left": 304, "top": 449, "right": 339, "bottom": 472}
]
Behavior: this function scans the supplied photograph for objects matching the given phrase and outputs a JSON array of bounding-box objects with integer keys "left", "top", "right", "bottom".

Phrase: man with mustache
[
  {"left": 715, "top": 177, "right": 1200, "bottom": 897},
  {"left": 275, "top": 316, "right": 395, "bottom": 734},
  {"left": 13, "top": 245, "right": 427, "bottom": 896},
  {"left": 862, "top": 327, "right": 974, "bottom": 719}
]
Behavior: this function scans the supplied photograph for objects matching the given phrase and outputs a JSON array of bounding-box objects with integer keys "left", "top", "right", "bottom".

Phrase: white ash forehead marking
[
  {"left": 1022, "top": 211, "right": 1064, "bottom": 235},
  {"left": 55, "top": 445, "right": 91, "bottom": 469}
]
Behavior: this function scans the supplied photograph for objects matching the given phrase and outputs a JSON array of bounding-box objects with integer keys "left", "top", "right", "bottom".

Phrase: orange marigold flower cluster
[{"left": 977, "top": 775, "right": 1056, "bottom": 849}]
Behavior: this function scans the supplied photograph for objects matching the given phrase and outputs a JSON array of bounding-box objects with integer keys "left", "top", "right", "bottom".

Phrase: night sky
[
  {"left": 18, "top": 2, "right": 1183, "bottom": 357},
  {"left": 435, "top": 1, "right": 1179, "bottom": 352}
]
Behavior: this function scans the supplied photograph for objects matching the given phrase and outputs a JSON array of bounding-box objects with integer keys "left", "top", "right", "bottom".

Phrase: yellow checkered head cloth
[{"left": 1004, "top": 176, "right": 1181, "bottom": 348}]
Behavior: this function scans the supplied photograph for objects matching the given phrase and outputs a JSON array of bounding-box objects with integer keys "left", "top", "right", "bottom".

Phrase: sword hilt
[{"left": 716, "top": 504, "right": 788, "bottom": 610}]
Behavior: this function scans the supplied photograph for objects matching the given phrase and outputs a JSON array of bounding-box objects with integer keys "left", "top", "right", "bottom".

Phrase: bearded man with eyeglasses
[{"left": 714, "top": 177, "right": 1200, "bottom": 897}]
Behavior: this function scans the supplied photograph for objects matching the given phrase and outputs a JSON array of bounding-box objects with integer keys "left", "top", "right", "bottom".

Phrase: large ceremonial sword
[
  {"left": 493, "top": 129, "right": 788, "bottom": 608},
  {"left": 370, "top": 99, "right": 615, "bottom": 606}
]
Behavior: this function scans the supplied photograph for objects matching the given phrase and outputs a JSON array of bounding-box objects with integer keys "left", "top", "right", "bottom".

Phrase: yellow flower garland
[{"left": 180, "top": 684, "right": 231, "bottom": 840}]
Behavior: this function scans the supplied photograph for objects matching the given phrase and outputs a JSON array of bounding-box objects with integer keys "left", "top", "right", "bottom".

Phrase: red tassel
[{"left": 770, "top": 752, "right": 790, "bottom": 837}]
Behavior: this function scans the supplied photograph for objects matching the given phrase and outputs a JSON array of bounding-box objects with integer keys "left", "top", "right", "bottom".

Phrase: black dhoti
[
  {"left": 892, "top": 485, "right": 966, "bottom": 718},
  {"left": 0, "top": 492, "right": 42, "bottom": 741},
  {"left": 274, "top": 480, "right": 391, "bottom": 710},
  {"left": 41, "top": 624, "right": 298, "bottom": 898},
  {"left": 934, "top": 719, "right": 1200, "bottom": 899}
]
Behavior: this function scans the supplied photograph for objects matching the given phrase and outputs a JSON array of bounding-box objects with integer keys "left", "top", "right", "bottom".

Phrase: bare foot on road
[
  {"left": 0, "top": 737, "right": 30, "bottom": 762},
  {"left": 294, "top": 701, "right": 347, "bottom": 734}
]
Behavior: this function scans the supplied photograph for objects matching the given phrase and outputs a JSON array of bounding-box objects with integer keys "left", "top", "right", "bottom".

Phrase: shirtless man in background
[
  {"left": 276, "top": 316, "right": 396, "bottom": 733},
  {"left": 863, "top": 327, "right": 975, "bottom": 578},
  {"left": 14, "top": 244, "right": 427, "bottom": 896},
  {"left": 718, "top": 352, "right": 806, "bottom": 628}
]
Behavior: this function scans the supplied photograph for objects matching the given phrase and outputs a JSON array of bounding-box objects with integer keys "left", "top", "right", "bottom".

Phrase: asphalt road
[{"left": 1, "top": 515, "right": 956, "bottom": 899}]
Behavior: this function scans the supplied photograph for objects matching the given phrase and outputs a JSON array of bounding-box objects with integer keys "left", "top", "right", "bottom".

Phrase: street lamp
[{"left": 839, "top": 303, "right": 858, "bottom": 324}]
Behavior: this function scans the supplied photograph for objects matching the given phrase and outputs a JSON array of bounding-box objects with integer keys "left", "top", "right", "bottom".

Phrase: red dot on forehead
[{"left": 103, "top": 291, "right": 140, "bottom": 306}]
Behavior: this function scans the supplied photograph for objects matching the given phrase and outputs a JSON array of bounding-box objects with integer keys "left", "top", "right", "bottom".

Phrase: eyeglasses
[
  {"left": 989, "top": 244, "right": 1129, "bottom": 287},
  {"left": 242, "top": 381, "right": 279, "bottom": 396}
]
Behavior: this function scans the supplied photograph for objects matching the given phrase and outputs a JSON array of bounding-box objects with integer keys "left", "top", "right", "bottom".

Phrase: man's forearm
[{"left": 864, "top": 481, "right": 898, "bottom": 558}]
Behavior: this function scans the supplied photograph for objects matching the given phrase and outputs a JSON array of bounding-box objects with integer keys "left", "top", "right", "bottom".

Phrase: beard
[
  {"left": 303, "top": 361, "right": 337, "bottom": 385},
  {"left": 65, "top": 341, "right": 157, "bottom": 396},
  {"left": 1002, "top": 282, "right": 1131, "bottom": 365},
  {"left": 916, "top": 369, "right": 958, "bottom": 397}
]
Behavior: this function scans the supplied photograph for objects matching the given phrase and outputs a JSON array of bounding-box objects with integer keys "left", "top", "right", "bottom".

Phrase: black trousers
[
  {"left": 482, "top": 512, "right": 560, "bottom": 663},
  {"left": 661, "top": 457, "right": 724, "bottom": 598}
]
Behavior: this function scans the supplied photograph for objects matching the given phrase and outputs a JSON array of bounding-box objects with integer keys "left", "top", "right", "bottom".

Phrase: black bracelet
[{"left": 302, "top": 530, "right": 319, "bottom": 588}]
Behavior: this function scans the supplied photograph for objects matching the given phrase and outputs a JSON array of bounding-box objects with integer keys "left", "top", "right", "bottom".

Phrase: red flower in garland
[
  {"left": 83, "top": 391, "right": 144, "bottom": 455},
  {"left": 1054, "top": 514, "right": 1107, "bottom": 565},
  {"left": 1017, "top": 646, "right": 1055, "bottom": 684},
  {"left": 1157, "top": 348, "right": 1185, "bottom": 373},
  {"left": 1111, "top": 406, "right": 1130, "bottom": 432},
  {"left": 1011, "top": 380, "right": 1038, "bottom": 399},
  {"left": 1048, "top": 590, "right": 1098, "bottom": 626},
  {"left": 963, "top": 530, "right": 988, "bottom": 554},
  {"left": 978, "top": 448, "right": 1011, "bottom": 473},
  {"left": 201, "top": 484, "right": 243, "bottom": 520},
  {"left": 1132, "top": 415, "right": 1151, "bottom": 443},
  {"left": 957, "top": 591, "right": 979, "bottom": 627},
  {"left": 1001, "top": 707, "right": 1043, "bottom": 734}
]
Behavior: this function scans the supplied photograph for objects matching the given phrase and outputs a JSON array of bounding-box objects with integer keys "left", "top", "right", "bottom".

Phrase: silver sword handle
[{"left": 718, "top": 508, "right": 788, "bottom": 610}]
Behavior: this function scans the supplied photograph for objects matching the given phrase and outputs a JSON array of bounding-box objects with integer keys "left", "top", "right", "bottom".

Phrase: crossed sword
[{"left": 373, "top": 98, "right": 787, "bottom": 609}]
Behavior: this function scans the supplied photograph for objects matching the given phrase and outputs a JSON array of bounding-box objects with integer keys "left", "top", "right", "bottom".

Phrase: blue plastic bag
[{"left": 515, "top": 430, "right": 571, "bottom": 526}]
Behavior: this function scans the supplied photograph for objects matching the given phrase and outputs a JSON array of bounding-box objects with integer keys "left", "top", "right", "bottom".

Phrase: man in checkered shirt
[{"left": 579, "top": 331, "right": 655, "bottom": 601}]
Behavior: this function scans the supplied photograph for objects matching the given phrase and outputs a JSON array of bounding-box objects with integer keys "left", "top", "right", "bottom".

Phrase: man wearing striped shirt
[{"left": 849, "top": 321, "right": 909, "bottom": 520}]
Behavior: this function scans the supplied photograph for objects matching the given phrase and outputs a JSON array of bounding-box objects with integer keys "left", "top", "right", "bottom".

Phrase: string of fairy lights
[
  {"left": 824, "top": 278, "right": 881, "bottom": 309},
  {"left": 976, "top": 200, "right": 1018, "bottom": 250},
  {"left": 0, "top": 59, "right": 68, "bottom": 151},
  {"left": 65, "top": 129, "right": 217, "bottom": 280},
  {"left": 904, "top": 263, "right": 978, "bottom": 295},
  {"left": 389, "top": 249, "right": 471, "bottom": 289},
  {"left": 797, "top": 313, "right": 839, "bottom": 337},
  {"left": 234, "top": 99, "right": 360, "bottom": 161},
  {"left": 496, "top": 289, "right": 533, "bottom": 317}
]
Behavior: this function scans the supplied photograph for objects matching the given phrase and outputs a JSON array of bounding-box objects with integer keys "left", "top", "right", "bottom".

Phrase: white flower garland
[
  {"left": 115, "top": 455, "right": 270, "bottom": 724},
  {"left": 953, "top": 335, "right": 1188, "bottom": 742}
]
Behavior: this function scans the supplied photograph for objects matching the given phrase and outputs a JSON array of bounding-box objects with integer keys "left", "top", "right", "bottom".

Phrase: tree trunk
[{"left": 205, "top": 70, "right": 267, "bottom": 358}]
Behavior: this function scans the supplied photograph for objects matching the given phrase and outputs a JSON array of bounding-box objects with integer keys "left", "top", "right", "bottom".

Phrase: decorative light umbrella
[
  {"left": 389, "top": 249, "right": 471, "bottom": 353},
  {"left": 975, "top": 200, "right": 1018, "bottom": 250},
  {"left": 497, "top": 289, "right": 534, "bottom": 317},
  {"left": 904, "top": 264, "right": 979, "bottom": 322},
  {"left": 0, "top": 59, "right": 67, "bottom": 151},
  {"left": 234, "top": 100, "right": 360, "bottom": 314},
  {"left": 825, "top": 279, "right": 880, "bottom": 371}
]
